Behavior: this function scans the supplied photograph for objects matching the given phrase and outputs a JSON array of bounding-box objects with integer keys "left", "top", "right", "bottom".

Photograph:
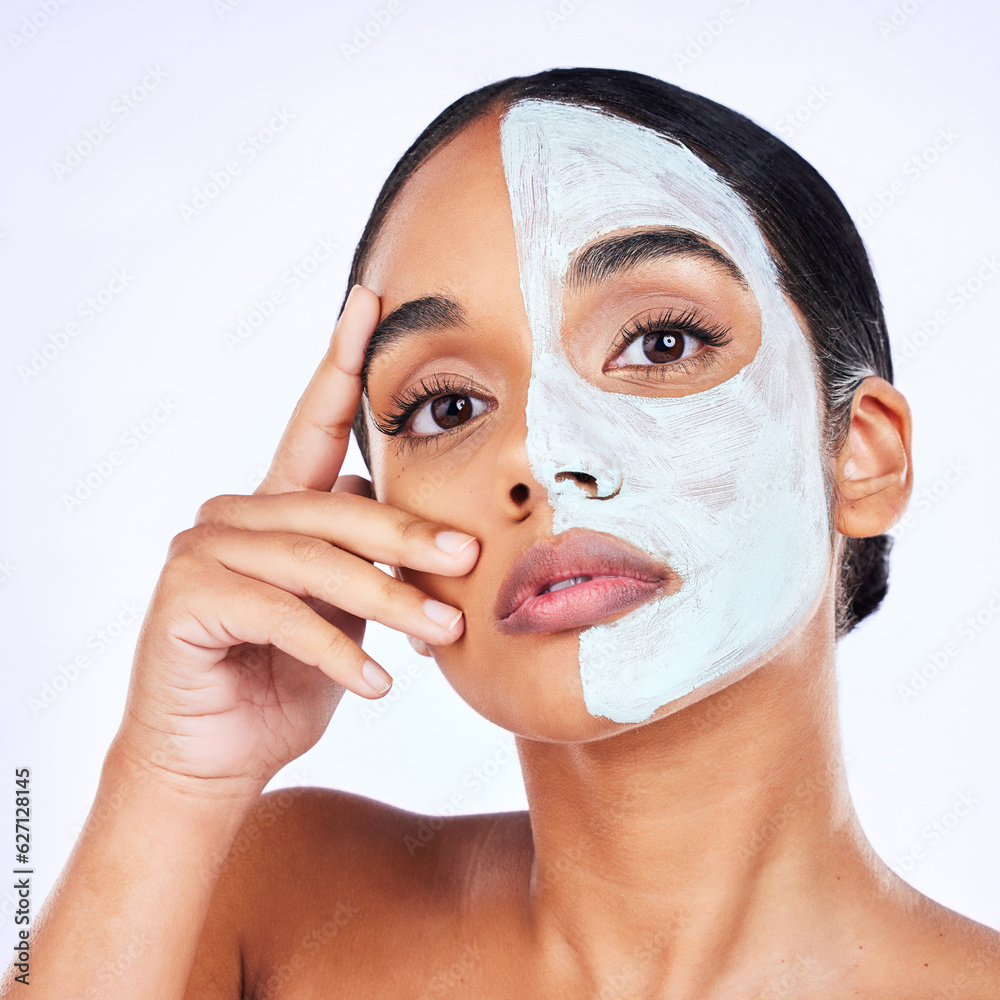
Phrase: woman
[{"left": 12, "top": 68, "right": 999, "bottom": 998}]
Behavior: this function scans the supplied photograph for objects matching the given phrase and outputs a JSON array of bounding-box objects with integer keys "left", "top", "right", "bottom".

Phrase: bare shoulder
[
  {"left": 184, "top": 785, "right": 531, "bottom": 999},
  {"left": 858, "top": 873, "right": 1000, "bottom": 997},
  {"left": 233, "top": 784, "right": 532, "bottom": 908},
  {"left": 906, "top": 899, "right": 1000, "bottom": 995}
]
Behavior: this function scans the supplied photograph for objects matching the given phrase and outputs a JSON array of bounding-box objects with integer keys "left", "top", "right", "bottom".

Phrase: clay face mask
[{"left": 498, "top": 100, "right": 832, "bottom": 724}]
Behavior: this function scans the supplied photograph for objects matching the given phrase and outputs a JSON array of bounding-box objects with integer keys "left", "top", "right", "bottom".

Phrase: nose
[
  {"left": 492, "top": 392, "right": 546, "bottom": 521},
  {"left": 553, "top": 469, "right": 621, "bottom": 499},
  {"left": 523, "top": 351, "right": 627, "bottom": 509}
]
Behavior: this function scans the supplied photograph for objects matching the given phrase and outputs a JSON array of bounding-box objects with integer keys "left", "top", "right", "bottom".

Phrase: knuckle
[
  {"left": 321, "top": 489, "right": 355, "bottom": 516},
  {"left": 375, "top": 570, "right": 401, "bottom": 608},
  {"left": 290, "top": 535, "right": 330, "bottom": 565},
  {"left": 168, "top": 522, "right": 237, "bottom": 558},
  {"left": 159, "top": 550, "right": 211, "bottom": 591},
  {"left": 167, "top": 526, "right": 209, "bottom": 558},
  {"left": 195, "top": 494, "right": 248, "bottom": 527},
  {"left": 269, "top": 594, "right": 306, "bottom": 634},
  {"left": 396, "top": 514, "right": 430, "bottom": 548},
  {"left": 319, "top": 627, "right": 352, "bottom": 664}
]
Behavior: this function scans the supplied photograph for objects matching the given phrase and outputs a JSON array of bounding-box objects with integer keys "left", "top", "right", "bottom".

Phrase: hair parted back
[{"left": 340, "top": 67, "right": 894, "bottom": 637}]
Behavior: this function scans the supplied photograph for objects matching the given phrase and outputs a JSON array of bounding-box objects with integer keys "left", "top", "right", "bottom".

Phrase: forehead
[
  {"left": 363, "top": 103, "right": 770, "bottom": 310},
  {"left": 361, "top": 112, "right": 526, "bottom": 325},
  {"left": 498, "top": 100, "right": 774, "bottom": 321}
]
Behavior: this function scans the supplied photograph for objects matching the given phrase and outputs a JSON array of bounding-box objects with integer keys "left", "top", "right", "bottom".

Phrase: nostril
[
  {"left": 554, "top": 472, "right": 622, "bottom": 500},
  {"left": 554, "top": 471, "right": 599, "bottom": 497},
  {"left": 510, "top": 482, "right": 530, "bottom": 504}
]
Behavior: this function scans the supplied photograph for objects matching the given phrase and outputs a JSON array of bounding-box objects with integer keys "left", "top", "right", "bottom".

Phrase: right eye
[{"left": 409, "top": 393, "right": 489, "bottom": 436}]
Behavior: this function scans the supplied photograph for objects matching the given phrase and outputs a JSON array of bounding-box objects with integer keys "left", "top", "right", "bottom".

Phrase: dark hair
[{"left": 341, "top": 67, "right": 894, "bottom": 637}]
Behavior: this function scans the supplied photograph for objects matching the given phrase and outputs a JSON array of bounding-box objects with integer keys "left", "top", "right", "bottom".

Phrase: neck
[{"left": 515, "top": 621, "right": 874, "bottom": 995}]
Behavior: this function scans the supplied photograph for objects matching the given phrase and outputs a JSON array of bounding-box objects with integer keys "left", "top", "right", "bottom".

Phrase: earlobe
[{"left": 834, "top": 376, "right": 913, "bottom": 538}]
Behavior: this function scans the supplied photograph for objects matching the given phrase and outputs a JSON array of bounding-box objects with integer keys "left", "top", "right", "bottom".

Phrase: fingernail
[
  {"left": 435, "top": 530, "right": 477, "bottom": 557},
  {"left": 341, "top": 284, "right": 360, "bottom": 319},
  {"left": 361, "top": 659, "right": 392, "bottom": 696},
  {"left": 423, "top": 599, "right": 463, "bottom": 632}
]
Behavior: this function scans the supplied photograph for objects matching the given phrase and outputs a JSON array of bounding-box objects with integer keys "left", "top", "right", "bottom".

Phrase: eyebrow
[
  {"left": 360, "top": 230, "right": 747, "bottom": 390},
  {"left": 567, "top": 228, "right": 748, "bottom": 289},
  {"left": 360, "top": 295, "right": 467, "bottom": 392}
]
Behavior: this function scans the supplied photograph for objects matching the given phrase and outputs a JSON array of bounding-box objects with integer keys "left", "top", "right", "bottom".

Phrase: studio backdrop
[{"left": 1, "top": 0, "right": 997, "bottom": 939}]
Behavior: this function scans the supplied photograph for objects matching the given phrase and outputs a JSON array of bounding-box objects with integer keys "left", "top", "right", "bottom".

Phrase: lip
[{"left": 494, "top": 529, "right": 675, "bottom": 635}]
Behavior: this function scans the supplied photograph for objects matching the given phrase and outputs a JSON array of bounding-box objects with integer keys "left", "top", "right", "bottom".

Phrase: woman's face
[{"left": 361, "top": 102, "right": 834, "bottom": 741}]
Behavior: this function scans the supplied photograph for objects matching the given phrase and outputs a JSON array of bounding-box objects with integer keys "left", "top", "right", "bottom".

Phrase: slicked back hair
[{"left": 341, "top": 68, "right": 893, "bottom": 637}]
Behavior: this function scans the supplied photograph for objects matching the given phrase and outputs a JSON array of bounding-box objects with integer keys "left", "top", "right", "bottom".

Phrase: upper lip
[{"left": 493, "top": 529, "right": 674, "bottom": 625}]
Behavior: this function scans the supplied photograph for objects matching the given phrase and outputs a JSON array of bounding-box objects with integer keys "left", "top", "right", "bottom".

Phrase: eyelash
[
  {"left": 607, "top": 307, "right": 733, "bottom": 379},
  {"left": 375, "top": 308, "right": 733, "bottom": 441},
  {"left": 372, "top": 373, "right": 494, "bottom": 440}
]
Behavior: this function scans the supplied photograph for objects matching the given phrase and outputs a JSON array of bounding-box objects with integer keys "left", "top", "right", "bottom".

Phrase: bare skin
[{"left": 5, "top": 112, "right": 998, "bottom": 1000}]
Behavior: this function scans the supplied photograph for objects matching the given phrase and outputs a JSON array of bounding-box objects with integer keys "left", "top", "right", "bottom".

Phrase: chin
[
  {"left": 429, "top": 628, "right": 629, "bottom": 742},
  {"left": 430, "top": 598, "right": 828, "bottom": 744}
]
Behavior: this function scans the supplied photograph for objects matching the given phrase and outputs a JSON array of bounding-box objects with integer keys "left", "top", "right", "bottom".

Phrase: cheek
[
  {"left": 399, "top": 565, "right": 464, "bottom": 617},
  {"left": 370, "top": 440, "right": 455, "bottom": 518},
  {"left": 369, "top": 416, "right": 493, "bottom": 518},
  {"left": 376, "top": 449, "right": 492, "bottom": 610}
]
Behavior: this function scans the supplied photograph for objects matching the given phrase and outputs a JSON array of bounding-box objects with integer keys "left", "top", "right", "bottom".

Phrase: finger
[
  {"left": 333, "top": 474, "right": 372, "bottom": 498},
  {"left": 194, "top": 491, "right": 480, "bottom": 576},
  {"left": 331, "top": 475, "right": 373, "bottom": 566},
  {"left": 168, "top": 560, "right": 394, "bottom": 698},
  {"left": 197, "top": 528, "right": 466, "bottom": 646},
  {"left": 257, "top": 285, "right": 380, "bottom": 496}
]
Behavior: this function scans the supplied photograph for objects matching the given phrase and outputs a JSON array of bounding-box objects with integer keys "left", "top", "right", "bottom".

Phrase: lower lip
[{"left": 497, "top": 576, "right": 665, "bottom": 635}]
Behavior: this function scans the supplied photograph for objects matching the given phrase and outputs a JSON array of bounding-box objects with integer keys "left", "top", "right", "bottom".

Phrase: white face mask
[{"left": 498, "top": 100, "right": 833, "bottom": 724}]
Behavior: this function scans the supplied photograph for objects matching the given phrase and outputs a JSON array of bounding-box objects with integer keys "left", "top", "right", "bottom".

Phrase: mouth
[{"left": 494, "top": 530, "right": 676, "bottom": 636}]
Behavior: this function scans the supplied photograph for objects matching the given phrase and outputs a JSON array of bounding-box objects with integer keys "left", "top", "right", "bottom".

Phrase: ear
[{"left": 834, "top": 376, "right": 912, "bottom": 537}]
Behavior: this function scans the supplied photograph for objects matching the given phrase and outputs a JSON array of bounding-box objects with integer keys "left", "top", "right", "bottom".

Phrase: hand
[{"left": 112, "top": 286, "right": 480, "bottom": 793}]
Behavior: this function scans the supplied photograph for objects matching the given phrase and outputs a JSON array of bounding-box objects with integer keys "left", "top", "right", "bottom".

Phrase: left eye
[
  {"left": 613, "top": 330, "right": 699, "bottom": 367},
  {"left": 410, "top": 393, "right": 488, "bottom": 435}
]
